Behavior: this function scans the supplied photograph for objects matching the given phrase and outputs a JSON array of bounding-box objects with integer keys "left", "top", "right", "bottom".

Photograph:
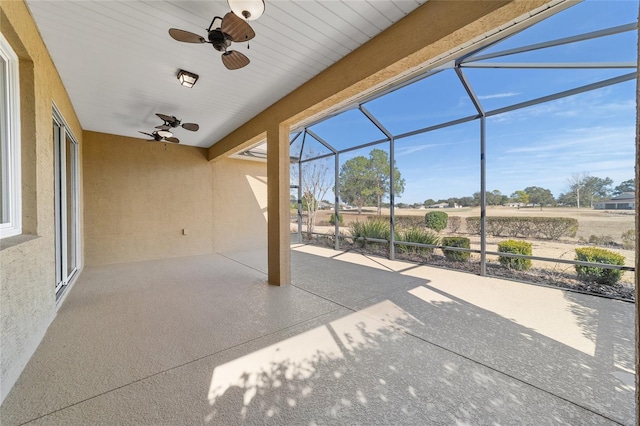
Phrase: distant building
[
  {"left": 427, "top": 203, "right": 449, "bottom": 209},
  {"left": 593, "top": 192, "right": 635, "bottom": 210}
]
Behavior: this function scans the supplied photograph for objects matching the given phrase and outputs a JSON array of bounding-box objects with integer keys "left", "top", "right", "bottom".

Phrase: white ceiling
[{"left": 25, "top": 0, "right": 427, "bottom": 148}]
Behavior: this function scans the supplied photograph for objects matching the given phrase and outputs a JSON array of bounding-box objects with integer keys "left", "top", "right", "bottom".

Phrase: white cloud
[{"left": 478, "top": 92, "right": 521, "bottom": 100}]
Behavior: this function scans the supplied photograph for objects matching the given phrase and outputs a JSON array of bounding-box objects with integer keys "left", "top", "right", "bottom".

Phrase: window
[{"left": 0, "top": 32, "right": 21, "bottom": 239}]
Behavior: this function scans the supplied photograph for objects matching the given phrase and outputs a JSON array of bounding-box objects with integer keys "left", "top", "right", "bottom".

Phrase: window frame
[{"left": 0, "top": 32, "right": 21, "bottom": 239}]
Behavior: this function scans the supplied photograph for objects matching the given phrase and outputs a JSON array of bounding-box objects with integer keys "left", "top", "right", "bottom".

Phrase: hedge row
[
  {"left": 368, "top": 215, "right": 424, "bottom": 229},
  {"left": 466, "top": 216, "right": 578, "bottom": 240}
]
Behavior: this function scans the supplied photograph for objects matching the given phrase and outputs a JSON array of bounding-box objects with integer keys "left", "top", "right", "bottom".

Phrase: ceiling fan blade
[
  {"left": 138, "top": 131, "right": 154, "bottom": 137},
  {"left": 222, "top": 50, "right": 250, "bottom": 70},
  {"left": 169, "top": 28, "right": 206, "bottom": 43},
  {"left": 182, "top": 123, "right": 199, "bottom": 132},
  {"left": 165, "top": 137, "right": 180, "bottom": 144},
  {"left": 155, "top": 125, "right": 170, "bottom": 130},
  {"left": 221, "top": 12, "right": 255, "bottom": 42},
  {"left": 156, "top": 113, "right": 174, "bottom": 122}
]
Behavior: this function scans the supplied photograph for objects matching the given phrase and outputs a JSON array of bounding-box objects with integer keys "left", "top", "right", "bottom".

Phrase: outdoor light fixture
[
  {"left": 157, "top": 130, "right": 173, "bottom": 138},
  {"left": 177, "top": 69, "right": 199, "bottom": 88},
  {"left": 228, "top": 0, "right": 265, "bottom": 21}
]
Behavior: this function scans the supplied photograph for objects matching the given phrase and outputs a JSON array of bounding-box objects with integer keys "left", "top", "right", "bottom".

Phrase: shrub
[
  {"left": 465, "top": 217, "right": 577, "bottom": 240},
  {"left": 425, "top": 211, "right": 448, "bottom": 232},
  {"left": 329, "top": 213, "right": 344, "bottom": 226},
  {"left": 588, "top": 234, "right": 616, "bottom": 247},
  {"left": 396, "top": 228, "right": 439, "bottom": 256},
  {"left": 350, "top": 220, "right": 391, "bottom": 247},
  {"left": 535, "top": 217, "right": 578, "bottom": 240},
  {"left": 441, "top": 237, "right": 471, "bottom": 261},
  {"left": 621, "top": 229, "right": 635, "bottom": 250},
  {"left": 574, "top": 247, "right": 625, "bottom": 285},
  {"left": 466, "top": 217, "right": 481, "bottom": 235},
  {"left": 371, "top": 215, "right": 423, "bottom": 229},
  {"left": 497, "top": 240, "right": 532, "bottom": 271},
  {"left": 448, "top": 216, "right": 462, "bottom": 233}
]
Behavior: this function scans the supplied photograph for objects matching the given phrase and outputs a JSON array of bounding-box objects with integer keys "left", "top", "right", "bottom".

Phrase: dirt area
[{"left": 293, "top": 206, "right": 636, "bottom": 299}]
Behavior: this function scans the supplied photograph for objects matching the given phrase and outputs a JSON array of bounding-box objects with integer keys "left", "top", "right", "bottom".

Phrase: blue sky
[{"left": 295, "top": 0, "right": 638, "bottom": 204}]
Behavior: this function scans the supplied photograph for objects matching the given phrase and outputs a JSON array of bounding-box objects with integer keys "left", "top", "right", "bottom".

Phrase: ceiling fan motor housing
[{"left": 209, "top": 29, "right": 232, "bottom": 52}]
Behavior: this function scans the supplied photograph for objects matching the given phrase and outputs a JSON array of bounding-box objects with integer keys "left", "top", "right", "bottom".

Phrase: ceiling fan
[
  {"left": 155, "top": 113, "right": 200, "bottom": 132},
  {"left": 169, "top": 12, "right": 255, "bottom": 70},
  {"left": 138, "top": 130, "right": 180, "bottom": 144}
]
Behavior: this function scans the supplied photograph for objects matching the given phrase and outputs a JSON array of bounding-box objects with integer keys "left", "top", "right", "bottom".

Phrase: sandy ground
[{"left": 293, "top": 206, "right": 636, "bottom": 282}]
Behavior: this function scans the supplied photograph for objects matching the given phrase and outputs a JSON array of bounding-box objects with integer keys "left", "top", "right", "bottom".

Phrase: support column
[
  {"left": 480, "top": 116, "right": 487, "bottom": 276},
  {"left": 267, "top": 123, "right": 291, "bottom": 286},
  {"left": 634, "top": 8, "right": 639, "bottom": 422}
]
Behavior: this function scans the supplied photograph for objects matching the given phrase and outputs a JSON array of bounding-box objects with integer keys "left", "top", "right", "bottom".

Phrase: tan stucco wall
[
  {"left": 212, "top": 159, "right": 267, "bottom": 253},
  {"left": 83, "top": 132, "right": 268, "bottom": 264},
  {"left": 0, "top": 0, "right": 83, "bottom": 402},
  {"left": 83, "top": 132, "right": 215, "bottom": 265}
]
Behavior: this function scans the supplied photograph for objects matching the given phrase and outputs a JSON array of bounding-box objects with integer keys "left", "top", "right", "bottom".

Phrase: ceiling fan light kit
[
  {"left": 154, "top": 3, "right": 263, "bottom": 143},
  {"left": 169, "top": 12, "right": 255, "bottom": 70},
  {"left": 177, "top": 69, "right": 199, "bottom": 88},
  {"left": 228, "top": 0, "right": 265, "bottom": 21}
]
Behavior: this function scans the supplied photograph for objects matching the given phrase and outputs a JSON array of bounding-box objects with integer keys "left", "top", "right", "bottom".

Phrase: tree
[
  {"left": 299, "top": 158, "right": 333, "bottom": 237},
  {"left": 562, "top": 173, "right": 613, "bottom": 208},
  {"left": 564, "top": 172, "right": 589, "bottom": 208},
  {"left": 523, "top": 186, "right": 554, "bottom": 210},
  {"left": 582, "top": 176, "right": 613, "bottom": 207},
  {"left": 338, "top": 156, "right": 373, "bottom": 214},
  {"left": 368, "top": 149, "right": 405, "bottom": 215},
  {"left": 472, "top": 190, "right": 504, "bottom": 206},
  {"left": 486, "top": 190, "right": 504, "bottom": 206},
  {"left": 338, "top": 149, "right": 405, "bottom": 216},
  {"left": 510, "top": 190, "right": 529, "bottom": 206},
  {"left": 612, "top": 178, "right": 635, "bottom": 197},
  {"left": 457, "top": 196, "right": 474, "bottom": 207},
  {"left": 423, "top": 198, "right": 436, "bottom": 207}
]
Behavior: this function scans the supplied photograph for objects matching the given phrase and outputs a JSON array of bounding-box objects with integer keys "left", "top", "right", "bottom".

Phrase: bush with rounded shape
[
  {"left": 425, "top": 211, "right": 448, "bottom": 232},
  {"left": 329, "top": 213, "right": 344, "bottom": 226},
  {"left": 497, "top": 240, "right": 532, "bottom": 271},
  {"left": 442, "top": 237, "right": 471, "bottom": 261},
  {"left": 574, "top": 247, "right": 625, "bottom": 285}
]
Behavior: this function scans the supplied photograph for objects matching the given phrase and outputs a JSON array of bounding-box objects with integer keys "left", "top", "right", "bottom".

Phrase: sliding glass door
[{"left": 53, "top": 109, "right": 79, "bottom": 298}]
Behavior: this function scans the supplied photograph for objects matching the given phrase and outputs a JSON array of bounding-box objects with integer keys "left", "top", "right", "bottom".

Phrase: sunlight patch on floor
[
  {"left": 402, "top": 267, "right": 596, "bottom": 357},
  {"left": 292, "top": 245, "right": 410, "bottom": 272},
  {"left": 207, "top": 300, "right": 417, "bottom": 421},
  {"left": 293, "top": 246, "right": 598, "bottom": 357}
]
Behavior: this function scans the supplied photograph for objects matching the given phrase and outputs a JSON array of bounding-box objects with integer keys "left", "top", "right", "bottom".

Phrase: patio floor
[{"left": 1, "top": 245, "right": 636, "bottom": 425}]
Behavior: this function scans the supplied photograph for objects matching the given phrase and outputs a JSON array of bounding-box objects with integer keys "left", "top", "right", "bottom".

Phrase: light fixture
[
  {"left": 157, "top": 130, "right": 173, "bottom": 138},
  {"left": 177, "top": 69, "right": 199, "bottom": 88},
  {"left": 228, "top": 0, "right": 265, "bottom": 21}
]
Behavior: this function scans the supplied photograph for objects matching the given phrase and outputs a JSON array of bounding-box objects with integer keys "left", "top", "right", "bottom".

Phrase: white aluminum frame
[
  {"left": 0, "top": 32, "right": 21, "bottom": 239},
  {"left": 53, "top": 105, "right": 80, "bottom": 299}
]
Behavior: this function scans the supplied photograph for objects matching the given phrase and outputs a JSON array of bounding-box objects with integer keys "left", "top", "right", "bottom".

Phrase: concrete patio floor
[{"left": 0, "top": 245, "right": 636, "bottom": 425}]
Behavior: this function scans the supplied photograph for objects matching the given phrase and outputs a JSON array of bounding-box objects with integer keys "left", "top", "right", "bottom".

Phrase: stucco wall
[
  {"left": 212, "top": 159, "right": 268, "bottom": 253},
  {"left": 83, "top": 132, "right": 267, "bottom": 264},
  {"left": 0, "top": 1, "right": 83, "bottom": 403},
  {"left": 83, "top": 132, "right": 216, "bottom": 265}
]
